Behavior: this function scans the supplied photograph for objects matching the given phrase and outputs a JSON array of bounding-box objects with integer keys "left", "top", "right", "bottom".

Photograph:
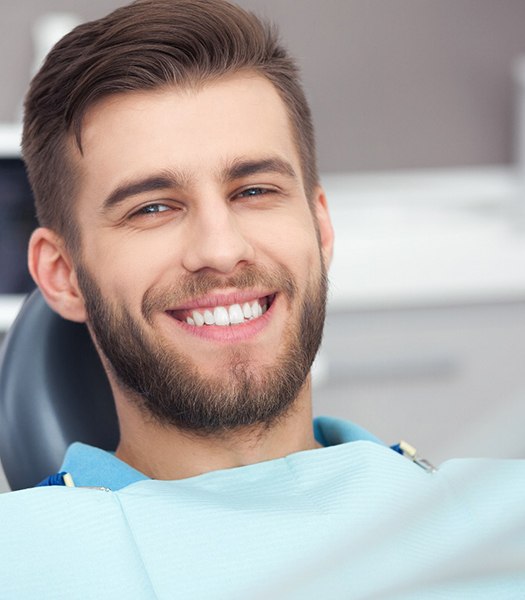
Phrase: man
[{"left": 1, "top": 1, "right": 524, "bottom": 598}]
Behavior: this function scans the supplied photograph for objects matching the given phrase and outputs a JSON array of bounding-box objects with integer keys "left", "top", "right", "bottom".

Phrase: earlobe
[
  {"left": 312, "top": 187, "right": 334, "bottom": 268},
  {"left": 28, "top": 227, "right": 87, "bottom": 323}
]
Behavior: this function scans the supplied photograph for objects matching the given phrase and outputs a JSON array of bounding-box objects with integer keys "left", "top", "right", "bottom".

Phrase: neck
[{"left": 113, "top": 378, "right": 319, "bottom": 481}]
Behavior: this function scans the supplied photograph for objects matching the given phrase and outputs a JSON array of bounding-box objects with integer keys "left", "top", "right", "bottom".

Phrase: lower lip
[{"left": 163, "top": 300, "right": 276, "bottom": 343}]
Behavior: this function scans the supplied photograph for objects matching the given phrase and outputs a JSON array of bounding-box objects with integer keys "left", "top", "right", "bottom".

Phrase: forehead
[{"left": 74, "top": 73, "right": 302, "bottom": 201}]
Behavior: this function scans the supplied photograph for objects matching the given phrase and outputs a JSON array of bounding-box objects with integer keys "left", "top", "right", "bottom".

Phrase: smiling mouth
[{"left": 168, "top": 294, "right": 275, "bottom": 327}]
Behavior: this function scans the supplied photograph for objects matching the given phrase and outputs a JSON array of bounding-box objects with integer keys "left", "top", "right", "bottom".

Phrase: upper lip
[{"left": 167, "top": 289, "right": 275, "bottom": 312}]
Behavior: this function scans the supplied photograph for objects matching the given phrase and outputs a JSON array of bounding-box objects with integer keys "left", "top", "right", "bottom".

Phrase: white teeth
[
  {"left": 192, "top": 311, "right": 205, "bottom": 327},
  {"left": 185, "top": 298, "right": 268, "bottom": 326},
  {"left": 251, "top": 301, "right": 262, "bottom": 318},
  {"left": 228, "top": 304, "right": 244, "bottom": 324},
  {"left": 214, "top": 306, "right": 229, "bottom": 326}
]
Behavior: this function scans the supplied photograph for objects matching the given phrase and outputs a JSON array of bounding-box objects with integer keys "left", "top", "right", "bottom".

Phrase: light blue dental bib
[{"left": 1, "top": 416, "right": 524, "bottom": 599}]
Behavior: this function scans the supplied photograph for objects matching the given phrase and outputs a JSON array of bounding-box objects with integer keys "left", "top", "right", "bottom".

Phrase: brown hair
[{"left": 22, "top": 0, "right": 319, "bottom": 251}]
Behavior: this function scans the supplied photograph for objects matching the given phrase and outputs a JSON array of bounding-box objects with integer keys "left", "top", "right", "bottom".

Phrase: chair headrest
[{"left": 0, "top": 289, "right": 118, "bottom": 490}]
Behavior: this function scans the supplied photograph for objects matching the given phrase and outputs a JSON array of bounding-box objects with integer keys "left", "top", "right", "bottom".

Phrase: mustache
[{"left": 141, "top": 263, "right": 298, "bottom": 320}]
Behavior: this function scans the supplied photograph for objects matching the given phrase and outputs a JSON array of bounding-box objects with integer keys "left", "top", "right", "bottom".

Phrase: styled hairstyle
[{"left": 22, "top": 0, "right": 319, "bottom": 251}]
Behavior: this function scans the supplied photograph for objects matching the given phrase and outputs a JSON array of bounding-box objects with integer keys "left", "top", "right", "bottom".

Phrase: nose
[{"left": 181, "top": 201, "right": 256, "bottom": 274}]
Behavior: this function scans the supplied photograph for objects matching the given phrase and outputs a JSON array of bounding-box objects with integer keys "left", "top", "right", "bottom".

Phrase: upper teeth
[{"left": 186, "top": 300, "right": 267, "bottom": 327}]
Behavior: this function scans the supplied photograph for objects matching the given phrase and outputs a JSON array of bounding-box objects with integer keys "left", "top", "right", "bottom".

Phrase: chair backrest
[{"left": 0, "top": 289, "right": 118, "bottom": 490}]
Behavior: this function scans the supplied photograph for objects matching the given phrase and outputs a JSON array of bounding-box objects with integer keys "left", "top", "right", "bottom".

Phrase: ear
[
  {"left": 312, "top": 186, "right": 334, "bottom": 268},
  {"left": 28, "top": 227, "right": 88, "bottom": 323}
]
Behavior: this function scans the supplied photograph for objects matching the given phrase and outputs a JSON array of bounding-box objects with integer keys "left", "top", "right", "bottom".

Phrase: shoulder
[
  {"left": 0, "top": 486, "right": 153, "bottom": 598},
  {"left": 438, "top": 457, "right": 525, "bottom": 523},
  {"left": 0, "top": 486, "right": 122, "bottom": 541}
]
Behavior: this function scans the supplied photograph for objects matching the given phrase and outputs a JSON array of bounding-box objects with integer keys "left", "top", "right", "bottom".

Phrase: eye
[
  {"left": 127, "top": 203, "right": 177, "bottom": 221},
  {"left": 235, "top": 187, "right": 272, "bottom": 199},
  {"left": 136, "top": 203, "right": 172, "bottom": 215}
]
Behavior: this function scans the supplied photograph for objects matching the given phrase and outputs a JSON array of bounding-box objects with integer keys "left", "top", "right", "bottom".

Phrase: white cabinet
[{"left": 315, "top": 302, "right": 525, "bottom": 463}]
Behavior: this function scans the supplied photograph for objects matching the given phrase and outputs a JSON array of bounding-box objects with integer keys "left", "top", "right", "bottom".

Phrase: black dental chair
[{"left": 0, "top": 289, "right": 118, "bottom": 491}]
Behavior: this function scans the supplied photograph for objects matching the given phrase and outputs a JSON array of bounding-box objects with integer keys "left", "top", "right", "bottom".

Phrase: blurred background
[{"left": 2, "top": 0, "right": 525, "bottom": 492}]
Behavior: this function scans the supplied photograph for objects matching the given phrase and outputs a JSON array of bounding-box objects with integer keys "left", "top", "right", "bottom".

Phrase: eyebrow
[
  {"left": 100, "top": 157, "right": 298, "bottom": 213},
  {"left": 222, "top": 157, "right": 298, "bottom": 182},
  {"left": 101, "top": 172, "right": 186, "bottom": 213}
]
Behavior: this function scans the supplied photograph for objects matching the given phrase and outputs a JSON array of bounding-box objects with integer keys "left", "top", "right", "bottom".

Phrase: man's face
[{"left": 70, "top": 73, "right": 332, "bottom": 432}]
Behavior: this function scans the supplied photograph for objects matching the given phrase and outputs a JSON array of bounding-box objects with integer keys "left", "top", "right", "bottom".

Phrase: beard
[{"left": 76, "top": 260, "right": 327, "bottom": 435}]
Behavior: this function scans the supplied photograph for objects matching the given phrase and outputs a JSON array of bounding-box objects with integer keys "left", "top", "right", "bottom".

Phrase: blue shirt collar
[
  {"left": 60, "top": 442, "right": 148, "bottom": 490},
  {"left": 60, "top": 416, "right": 384, "bottom": 491}
]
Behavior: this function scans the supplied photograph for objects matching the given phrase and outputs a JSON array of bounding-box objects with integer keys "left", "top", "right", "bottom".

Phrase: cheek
[
  {"left": 247, "top": 212, "right": 320, "bottom": 270},
  {"left": 248, "top": 211, "right": 319, "bottom": 247},
  {"left": 83, "top": 233, "right": 177, "bottom": 301}
]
